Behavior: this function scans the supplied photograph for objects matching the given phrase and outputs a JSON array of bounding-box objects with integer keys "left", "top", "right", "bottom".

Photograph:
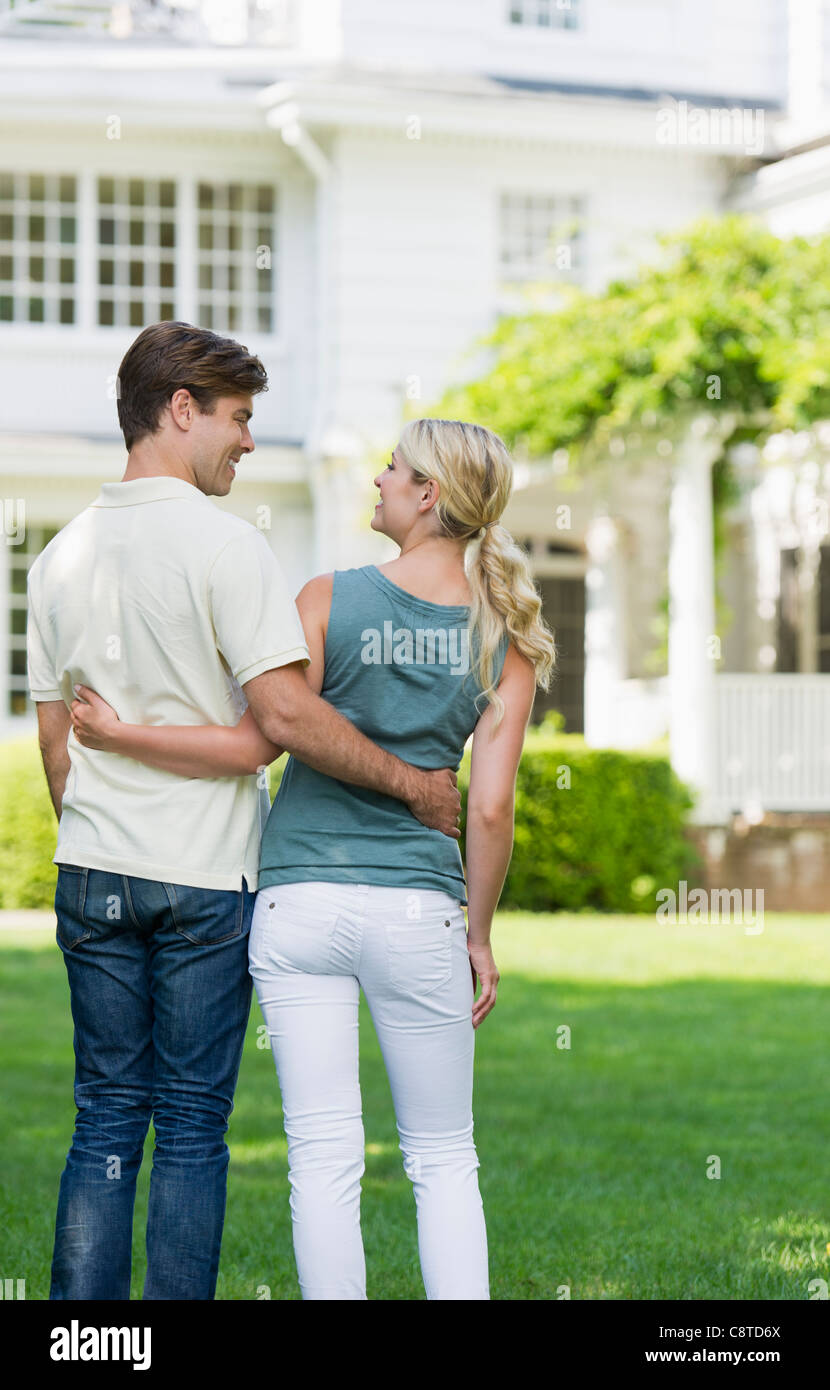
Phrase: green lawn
[{"left": 1, "top": 912, "right": 827, "bottom": 1300}]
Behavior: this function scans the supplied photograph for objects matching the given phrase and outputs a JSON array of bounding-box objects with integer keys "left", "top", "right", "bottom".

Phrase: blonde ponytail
[{"left": 396, "top": 418, "right": 557, "bottom": 726}]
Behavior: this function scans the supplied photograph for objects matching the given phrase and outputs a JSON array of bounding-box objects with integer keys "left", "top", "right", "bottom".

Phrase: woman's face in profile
[{"left": 371, "top": 447, "right": 419, "bottom": 541}]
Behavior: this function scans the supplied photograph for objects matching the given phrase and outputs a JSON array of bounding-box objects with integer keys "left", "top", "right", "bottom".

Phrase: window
[
  {"left": 97, "top": 177, "right": 177, "bottom": 328},
  {"left": 0, "top": 174, "right": 278, "bottom": 335},
  {"left": 0, "top": 173, "right": 77, "bottom": 324},
  {"left": 509, "top": 0, "right": 580, "bottom": 29},
  {"left": 499, "top": 192, "right": 585, "bottom": 284},
  {"left": 533, "top": 573, "right": 585, "bottom": 730},
  {"left": 7, "top": 521, "right": 59, "bottom": 717},
  {"left": 776, "top": 544, "right": 830, "bottom": 672},
  {"left": 197, "top": 182, "right": 276, "bottom": 333}
]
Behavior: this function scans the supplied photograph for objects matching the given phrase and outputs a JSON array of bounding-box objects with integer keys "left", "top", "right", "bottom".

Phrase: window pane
[
  {"left": 95, "top": 179, "right": 176, "bottom": 325},
  {"left": 59, "top": 298, "right": 74, "bottom": 324},
  {"left": 196, "top": 181, "right": 277, "bottom": 333}
]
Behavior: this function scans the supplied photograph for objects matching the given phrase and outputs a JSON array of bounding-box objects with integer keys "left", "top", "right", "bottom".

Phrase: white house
[{"left": 2, "top": 0, "right": 829, "bottom": 838}]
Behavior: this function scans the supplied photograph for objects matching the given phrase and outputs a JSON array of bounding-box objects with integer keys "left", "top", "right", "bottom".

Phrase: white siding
[
  {"left": 337, "top": 0, "right": 786, "bottom": 104},
  {"left": 324, "top": 128, "right": 730, "bottom": 443}
]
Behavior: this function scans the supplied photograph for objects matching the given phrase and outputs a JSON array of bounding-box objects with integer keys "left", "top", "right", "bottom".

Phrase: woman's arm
[
  {"left": 71, "top": 692, "right": 283, "bottom": 777},
  {"left": 465, "top": 643, "right": 537, "bottom": 1025},
  {"left": 69, "top": 573, "right": 333, "bottom": 777}
]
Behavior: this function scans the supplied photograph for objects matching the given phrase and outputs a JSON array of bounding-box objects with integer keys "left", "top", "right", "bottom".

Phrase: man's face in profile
[{"left": 189, "top": 393, "right": 255, "bottom": 497}]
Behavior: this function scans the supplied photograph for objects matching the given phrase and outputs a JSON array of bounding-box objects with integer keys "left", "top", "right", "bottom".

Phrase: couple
[{"left": 27, "top": 320, "right": 555, "bottom": 1301}]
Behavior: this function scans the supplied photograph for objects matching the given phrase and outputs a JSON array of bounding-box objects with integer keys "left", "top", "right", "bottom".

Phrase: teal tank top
[{"left": 257, "top": 565, "right": 509, "bottom": 903}]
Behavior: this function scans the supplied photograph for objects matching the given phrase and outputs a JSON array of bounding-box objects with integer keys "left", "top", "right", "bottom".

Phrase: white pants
[{"left": 248, "top": 879, "right": 490, "bottom": 1300}]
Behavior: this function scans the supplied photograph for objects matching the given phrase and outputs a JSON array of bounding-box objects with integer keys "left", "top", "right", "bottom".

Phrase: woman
[{"left": 70, "top": 417, "right": 556, "bottom": 1300}]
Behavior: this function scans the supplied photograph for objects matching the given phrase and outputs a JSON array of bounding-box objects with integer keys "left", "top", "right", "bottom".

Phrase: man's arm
[
  {"left": 36, "top": 701, "right": 72, "bottom": 822},
  {"left": 242, "top": 661, "right": 461, "bottom": 838}
]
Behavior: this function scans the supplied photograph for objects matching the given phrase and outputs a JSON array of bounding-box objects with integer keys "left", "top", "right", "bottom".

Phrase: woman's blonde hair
[{"left": 396, "top": 417, "right": 557, "bottom": 725}]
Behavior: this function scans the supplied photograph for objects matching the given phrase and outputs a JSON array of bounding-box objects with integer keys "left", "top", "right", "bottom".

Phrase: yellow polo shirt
[{"left": 26, "top": 475, "right": 310, "bottom": 891}]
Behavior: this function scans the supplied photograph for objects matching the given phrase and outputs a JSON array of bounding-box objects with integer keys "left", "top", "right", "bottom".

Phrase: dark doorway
[{"left": 533, "top": 573, "right": 585, "bottom": 731}]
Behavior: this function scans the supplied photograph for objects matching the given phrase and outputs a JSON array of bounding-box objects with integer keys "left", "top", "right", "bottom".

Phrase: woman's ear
[{"left": 419, "top": 478, "right": 439, "bottom": 513}]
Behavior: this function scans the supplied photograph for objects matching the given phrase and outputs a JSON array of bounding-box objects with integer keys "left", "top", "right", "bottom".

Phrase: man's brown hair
[{"left": 116, "top": 321, "right": 268, "bottom": 450}]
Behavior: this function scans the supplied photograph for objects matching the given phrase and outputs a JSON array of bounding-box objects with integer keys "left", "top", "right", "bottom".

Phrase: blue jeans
[{"left": 50, "top": 864, "right": 255, "bottom": 1301}]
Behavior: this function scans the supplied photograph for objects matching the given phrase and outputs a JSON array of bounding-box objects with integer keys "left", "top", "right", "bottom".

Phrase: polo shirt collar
[{"left": 92, "top": 477, "right": 206, "bottom": 507}]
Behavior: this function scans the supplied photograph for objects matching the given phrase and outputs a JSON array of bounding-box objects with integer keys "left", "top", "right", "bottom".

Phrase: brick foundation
[{"left": 685, "top": 814, "right": 830, "bottom": 913}]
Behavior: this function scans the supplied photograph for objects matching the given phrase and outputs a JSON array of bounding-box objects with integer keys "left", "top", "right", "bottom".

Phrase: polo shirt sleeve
[
  {"left": 207, "top": 530, "right": 310, "bottom": 686},
  {"left": 26, "top": 568, "right": 63, "bottom": 703}
]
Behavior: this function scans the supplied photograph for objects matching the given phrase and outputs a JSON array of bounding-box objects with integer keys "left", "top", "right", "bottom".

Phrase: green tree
[
  {"left": 438, "top": 213, "right": 830, "bottom": 668},
  {"left": 439, "top": 213, "right": 830, "bottom": 458}
]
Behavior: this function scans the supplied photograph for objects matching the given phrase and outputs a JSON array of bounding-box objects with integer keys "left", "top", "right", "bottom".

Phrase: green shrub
[
  {"left": 458, "top": 712, "right": 700, "bottom": 913},
  {"left": 0, "top": 736, "right": 61, "bottom": 909}
]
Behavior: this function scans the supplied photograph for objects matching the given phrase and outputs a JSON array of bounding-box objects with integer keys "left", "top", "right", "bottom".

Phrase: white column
[
  {"left": 584, "top": 515, "right": 627, "bottom": 747},
  {"left": 77, "top": 169, "right": 97, "bottom": 333},
  {"left": 668, "top": 421, "right": 722, "bottom": 824},
  {"left": 176, "top": 175, "right": 197, "bottom": 324},
  {"left": 788, "top": 0, "right": 825, "bottom": 131}
]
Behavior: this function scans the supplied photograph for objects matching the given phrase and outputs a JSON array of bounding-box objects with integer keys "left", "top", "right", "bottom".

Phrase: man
[{"left": 27, "top": 320, "right": 461, "bottom": 1301}]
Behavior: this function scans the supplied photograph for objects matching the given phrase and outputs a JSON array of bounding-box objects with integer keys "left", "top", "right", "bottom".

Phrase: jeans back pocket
[
  {"left": 385, "top": 915, "right": 454, "bottom": 997},
  {"left": 165, "top": 882, "right": 247, "bottom": 945},
  {"left": 250, "top": 885, "right": 340, "bottom": 974}
]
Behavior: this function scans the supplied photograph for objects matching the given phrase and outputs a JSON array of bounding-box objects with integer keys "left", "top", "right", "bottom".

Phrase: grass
[{"left": 0, "top": 911, "right": 828, "bottom": 1300}]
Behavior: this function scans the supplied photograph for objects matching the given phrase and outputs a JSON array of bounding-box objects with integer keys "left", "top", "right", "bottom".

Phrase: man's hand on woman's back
[{"left": 405, "top": 766, "right": 462, "bottom": 839}]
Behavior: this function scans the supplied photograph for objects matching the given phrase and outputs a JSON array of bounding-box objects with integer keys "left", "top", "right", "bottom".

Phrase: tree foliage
[{"left": 438, "top": 214, "right": 830, "bottom": 462}]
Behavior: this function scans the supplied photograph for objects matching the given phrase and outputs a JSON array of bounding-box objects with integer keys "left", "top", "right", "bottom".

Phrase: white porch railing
[
  {"left": 589, "top": 672, "right": 830, "bottom": 815},
  {"left": 714, "top": 674, "right": 830, "bottom": 812}
]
